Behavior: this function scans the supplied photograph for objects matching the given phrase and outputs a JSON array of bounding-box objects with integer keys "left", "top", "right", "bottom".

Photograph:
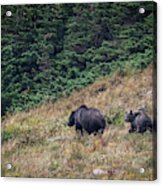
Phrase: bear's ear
[
  {"left": 134, "top": 112, "right": 140, "bottom": 117},
  {"left": 71, "top": 111, "right": 76, "bottom": 116}
]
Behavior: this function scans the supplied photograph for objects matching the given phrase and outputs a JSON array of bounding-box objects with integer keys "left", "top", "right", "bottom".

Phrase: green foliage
[
  {"left": 105, "top": 110, "right": 125, "bottom": 127},
  {"left": 2, "top": 130, "right": 14, "bottom": 142},
  {"left": 1, "top": 2, "right": 156, "bottom": 115},
  {"left": 2, "top": 127, "right": 20, "bottom": 142}
]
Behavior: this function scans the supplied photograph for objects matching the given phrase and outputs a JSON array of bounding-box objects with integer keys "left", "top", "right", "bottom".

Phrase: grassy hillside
[{"left": 2, "top": 65, "right": 155, "bottom": 180}]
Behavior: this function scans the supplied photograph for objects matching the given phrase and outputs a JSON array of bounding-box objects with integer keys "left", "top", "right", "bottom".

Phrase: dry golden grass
[{"left": 1, "top": 65, "right": 156, "bottom": 180}]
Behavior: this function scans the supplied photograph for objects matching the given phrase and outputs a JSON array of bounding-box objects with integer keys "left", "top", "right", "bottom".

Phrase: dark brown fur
[
  {"left": 125, "top": 109, "right": 153, "bottom": 133},
  {"left": 67, "top": 105, "right": 106, "bottom": 135}
]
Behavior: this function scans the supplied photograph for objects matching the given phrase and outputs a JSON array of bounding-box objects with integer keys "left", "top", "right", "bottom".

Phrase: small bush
[{"left": 105, "top": 110, "right": 125, "bottom": 127}]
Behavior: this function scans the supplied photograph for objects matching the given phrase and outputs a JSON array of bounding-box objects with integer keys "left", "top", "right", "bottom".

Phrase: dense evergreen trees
[{"left": 1, "top": 2, "right": 156, "bottom": 115}]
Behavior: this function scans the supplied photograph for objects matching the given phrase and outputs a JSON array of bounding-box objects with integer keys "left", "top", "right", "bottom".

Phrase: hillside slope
[{"left": 2, "top": 65, "right": 155, "bottom": 180}]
